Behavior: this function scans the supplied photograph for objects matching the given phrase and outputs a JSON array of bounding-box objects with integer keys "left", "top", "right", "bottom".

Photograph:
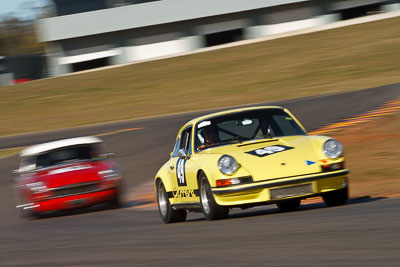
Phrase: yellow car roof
[{"left": 185, "top": 106, "right": 285, "bottom": 126}]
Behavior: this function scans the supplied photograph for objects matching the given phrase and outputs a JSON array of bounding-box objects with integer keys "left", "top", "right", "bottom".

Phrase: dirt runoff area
[{"left": 326, "top": 101, "right": 400, "bottom": 198}]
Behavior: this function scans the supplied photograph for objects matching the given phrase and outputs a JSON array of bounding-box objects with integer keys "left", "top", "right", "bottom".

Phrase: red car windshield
[{"left": 33, "top": 145, "right": 104, "bottom": 169}]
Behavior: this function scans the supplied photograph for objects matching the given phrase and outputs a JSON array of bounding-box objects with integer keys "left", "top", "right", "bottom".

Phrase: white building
[{"left": 36, "top": 0, "right": 399, "bottom": 76}]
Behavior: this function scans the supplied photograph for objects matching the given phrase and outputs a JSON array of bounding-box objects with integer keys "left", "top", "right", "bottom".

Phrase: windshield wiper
[
  {"left": 262, "top": 134, "right": 274, "bottom": 139},
  {"left": 220, "top": 136, "right": 249, "bottom": 145},
  {"left": 237, "top": 138, "right": 280, "bottom": 147}
]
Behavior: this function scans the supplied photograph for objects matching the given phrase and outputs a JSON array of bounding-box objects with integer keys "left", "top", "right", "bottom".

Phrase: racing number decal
[
  {"left": 176, "top": 158, "right": 187, "bottom": 186},
  {"left": 246, "top": 145, "right": 294, "bottom": 157}
]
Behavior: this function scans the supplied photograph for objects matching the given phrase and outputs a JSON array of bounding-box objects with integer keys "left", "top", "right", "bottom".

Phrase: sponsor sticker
[
  {"left": 173, "top": 189, "right": 196, "bottom": 198},
  {"left": 246, "top": 145, "right": 294, "bottom": 157}
]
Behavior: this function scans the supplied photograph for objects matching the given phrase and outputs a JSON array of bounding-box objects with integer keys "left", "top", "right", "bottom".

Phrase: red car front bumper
[{"left": 28, "top": 188, "right": 118, "bottom": 213}]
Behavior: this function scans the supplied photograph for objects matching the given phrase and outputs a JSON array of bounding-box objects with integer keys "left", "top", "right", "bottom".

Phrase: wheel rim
[
  {"left": 200, "top": 178, "right": 210, "bottom": 214},
  {"left": 157, "top": 182, "right": 168, "bottom": 216}
]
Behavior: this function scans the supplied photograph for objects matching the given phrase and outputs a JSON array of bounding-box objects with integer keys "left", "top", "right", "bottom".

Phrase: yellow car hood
[{"left": 200, "top": 136, "right": 323, "bottom": 181}]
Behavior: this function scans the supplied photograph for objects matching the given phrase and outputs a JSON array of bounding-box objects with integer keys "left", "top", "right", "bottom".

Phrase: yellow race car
[{"left": 154, "top": 106, "right": 349, "bottom": 223}]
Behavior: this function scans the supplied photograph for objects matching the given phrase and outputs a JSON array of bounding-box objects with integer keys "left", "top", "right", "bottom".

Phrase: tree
[
  {"left": 0, "top": 0, "right": 52, "bottom": 56},
  {"left": 0, "top": 17, "right": 45, "bottom": 56}
]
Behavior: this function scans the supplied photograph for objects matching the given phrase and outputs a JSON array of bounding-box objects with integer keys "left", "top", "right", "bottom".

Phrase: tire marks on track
[{"left": 309, "top": 98, "right": 400, "bottom": 135}]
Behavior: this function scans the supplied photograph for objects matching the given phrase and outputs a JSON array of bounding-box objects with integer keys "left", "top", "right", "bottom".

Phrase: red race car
[{"left": 13, "top": 136, "right": 123, "bottom": 219}]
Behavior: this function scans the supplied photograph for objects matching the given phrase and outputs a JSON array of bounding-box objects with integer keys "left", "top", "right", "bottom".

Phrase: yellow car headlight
[
  {"left": 323, "top": 139, "right": 343, "bottom": 159},
  {"left": 218, "top": 155, "right": 238, "bottom": 175}
]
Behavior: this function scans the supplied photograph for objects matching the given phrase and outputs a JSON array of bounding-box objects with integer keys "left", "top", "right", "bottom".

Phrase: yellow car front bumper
[{"left": 212, "top": 169, "right": 349, "bottom": 207}]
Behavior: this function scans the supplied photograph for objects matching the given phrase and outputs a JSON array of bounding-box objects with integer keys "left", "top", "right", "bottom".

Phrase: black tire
[
  {"left": 276, "top": 198, "right": 301, "bottom": 212},
  {"left": 17, "top": 193, "right": 41, "bottom": 220},
  {"left": 322, "top": 186, "right": 349, "bottom": 207},
  {"left": 107, "top": 190, "right": 122, "bottom": 209},
  {"left": 156, "top": 180, "right": 187, "bottom": 224},
  {"left": 199, "top": 174, "right": 229, "bottom": 221},
  {"left": 19, "top": 207, "right": 41, "bottom": 220}
]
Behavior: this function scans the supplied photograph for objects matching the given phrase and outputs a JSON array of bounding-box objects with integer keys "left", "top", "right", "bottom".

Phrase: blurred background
[
  {"left": 1, "top": 0, "right": 399, "bottom": 86},
  {"left": 1, "top": 1, "right": 399, "bottom": 265}
]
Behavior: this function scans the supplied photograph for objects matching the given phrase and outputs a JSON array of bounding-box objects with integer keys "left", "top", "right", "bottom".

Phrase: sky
[{"left": 0, "top": 0, "right": 49, "bottom": 20}]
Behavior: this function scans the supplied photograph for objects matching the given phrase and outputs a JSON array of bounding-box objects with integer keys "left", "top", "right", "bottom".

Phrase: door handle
[{"left": 170, "top": 165, "right": 174, "bottom": 170}]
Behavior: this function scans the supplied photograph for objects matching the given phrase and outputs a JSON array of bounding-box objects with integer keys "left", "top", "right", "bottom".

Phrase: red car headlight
[
  {"left": 26, "top": 182, "right": 48, "bottom": 193},
  {"left": 98, "top": 168, "right": 121, "bottom": 181},
  {"left": 26, "top": 182, "right": 52, "bottom": 200},
  {"left": 98, "top": 168, "right": 121, "bottom": 190}
]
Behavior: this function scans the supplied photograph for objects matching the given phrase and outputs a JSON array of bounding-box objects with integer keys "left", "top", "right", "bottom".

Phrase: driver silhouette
[{"left": 198, "top": 126, "right": 219, "bottom": 150}]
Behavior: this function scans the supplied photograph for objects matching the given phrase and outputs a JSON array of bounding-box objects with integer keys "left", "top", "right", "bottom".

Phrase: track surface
[{"left": 0, "top": 83, "right": 399, "bottom": 266}]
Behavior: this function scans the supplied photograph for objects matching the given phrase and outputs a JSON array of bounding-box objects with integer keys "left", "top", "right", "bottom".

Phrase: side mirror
[{"left": 178, "top": 149, "right": 190, "bottom": 160}]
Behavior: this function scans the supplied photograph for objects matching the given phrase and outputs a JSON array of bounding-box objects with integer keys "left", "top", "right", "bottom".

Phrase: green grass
[
  {"left": 1, "top": 17, "right": 399, "bottom": 137},
  {"left": 0, "top": 147, "right": 22, "bottom": 159}
]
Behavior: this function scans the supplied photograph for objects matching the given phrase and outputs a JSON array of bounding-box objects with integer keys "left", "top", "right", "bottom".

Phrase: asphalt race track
[{"left": 0, "top": 84, "right": 399, "bottom": 266}]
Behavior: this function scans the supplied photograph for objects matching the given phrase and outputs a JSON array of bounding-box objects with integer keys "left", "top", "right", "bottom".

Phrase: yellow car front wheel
[
  {"left": 322, "top": 186, "right": 349, "bottom": 207},
  {"left": 276, "top": 199, "right": 301, "bottom": 212},
  {"left": 199, "top": 173, "right": 229, "bottom": 221}
]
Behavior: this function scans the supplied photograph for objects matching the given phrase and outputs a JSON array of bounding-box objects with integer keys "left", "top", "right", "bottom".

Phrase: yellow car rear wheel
[{"left": 156, "top": 180, "right": 187, "bottom": 223}]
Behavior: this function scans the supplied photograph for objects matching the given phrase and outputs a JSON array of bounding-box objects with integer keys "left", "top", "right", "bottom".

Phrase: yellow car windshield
[{"left": 195, "top": 109, "right": 305, "bottom": 151}]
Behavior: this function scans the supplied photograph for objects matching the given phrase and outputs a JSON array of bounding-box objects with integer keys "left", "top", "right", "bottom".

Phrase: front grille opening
[{"left": 52, "top": 183, "right": 98, "bottom": 198}]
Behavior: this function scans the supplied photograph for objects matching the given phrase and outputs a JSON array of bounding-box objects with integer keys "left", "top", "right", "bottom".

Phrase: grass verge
[
  {"left": 330, "top": 109, "right": 400, "bottom": 197},
  {"left": 1, "top": 17, "right": 399, "bottom": 136},
  {"left": 0, "top": 147, "right": 22, "bottom": 160}
]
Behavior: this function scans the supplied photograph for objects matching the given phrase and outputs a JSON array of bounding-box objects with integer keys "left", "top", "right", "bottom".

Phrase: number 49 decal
[
  {"left": 176, "top": 158, "right": 187, "bottom": 186},
  {"left": 246, "top": 145, "right": 294, "bottom": 157}
]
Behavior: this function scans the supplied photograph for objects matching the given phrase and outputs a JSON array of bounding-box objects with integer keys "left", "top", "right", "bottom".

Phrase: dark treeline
[
  {"left": 0, "top": 1, "right": 52, "bottom": 56},
  {"left": 0, "top": 17, "right": 45, "bottom": 56}
]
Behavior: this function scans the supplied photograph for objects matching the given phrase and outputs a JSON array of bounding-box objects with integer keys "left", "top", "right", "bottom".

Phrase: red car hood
[{"left": 34, "top": 161, "right": 113, "bottom": 188}]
